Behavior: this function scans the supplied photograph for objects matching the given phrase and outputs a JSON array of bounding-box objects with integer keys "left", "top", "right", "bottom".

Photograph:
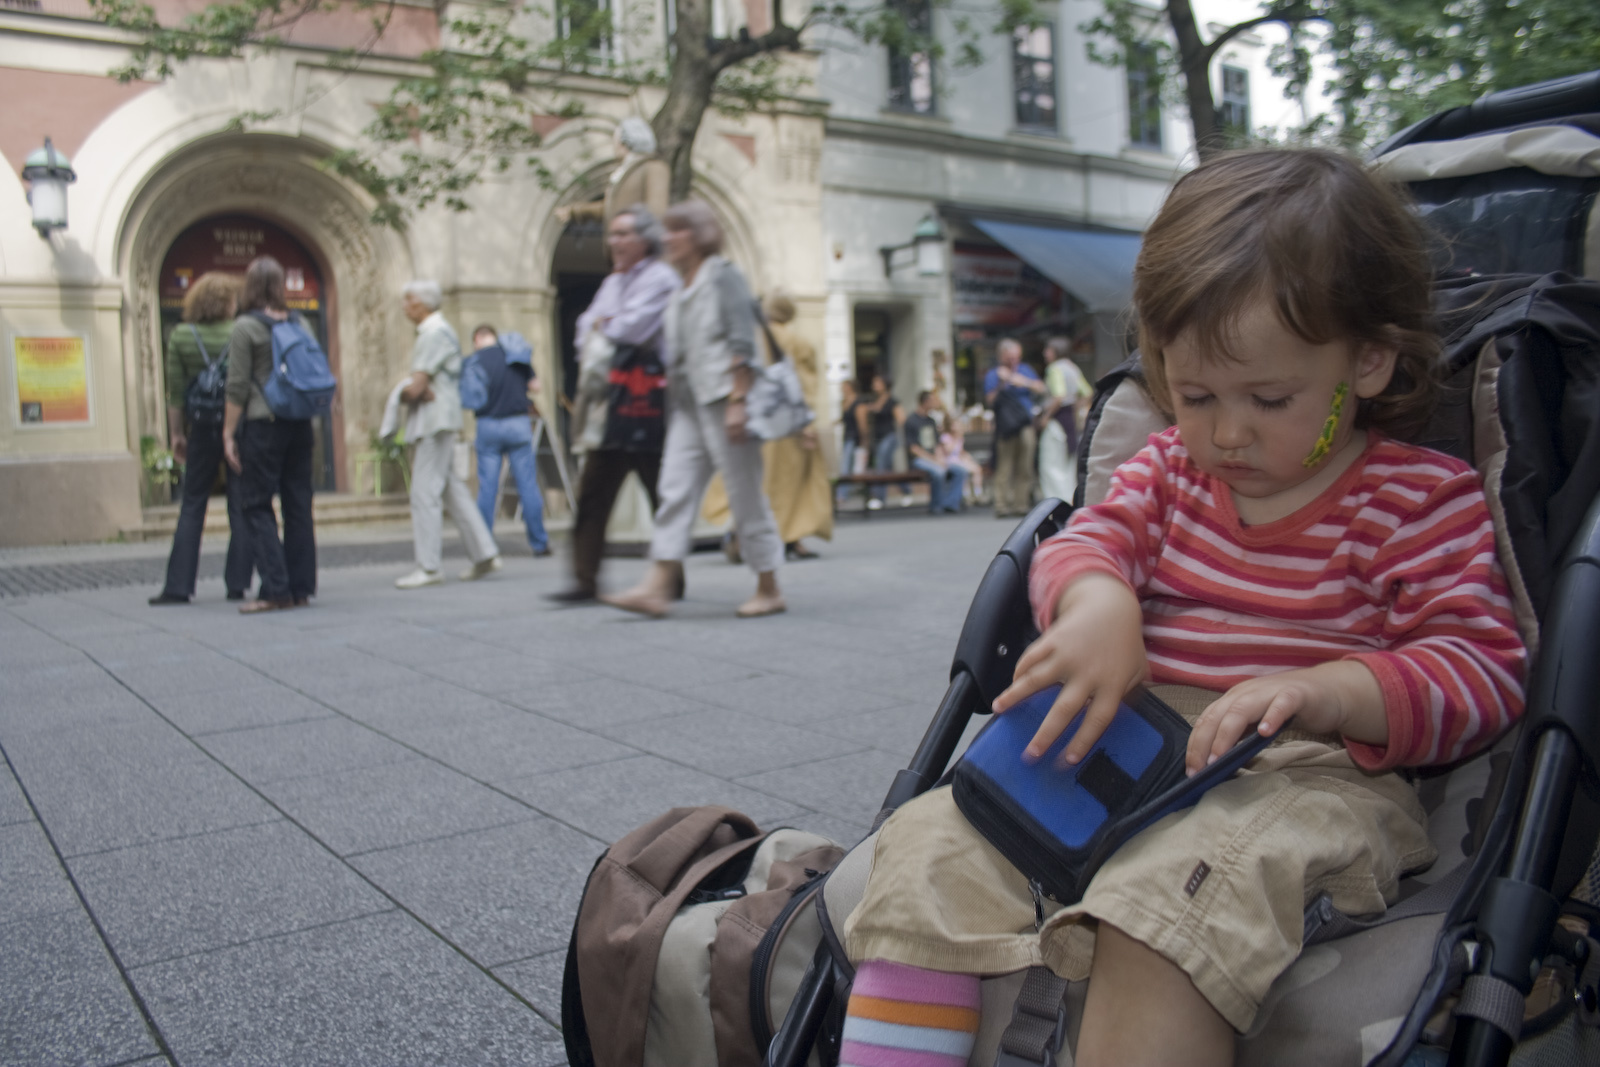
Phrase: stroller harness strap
[
  {"left": 1456, "top": 973, "right": 1525, "bottom": 1041},
  {"left": 995, "top": 966, "right": 1070, "bottom": 1067}
]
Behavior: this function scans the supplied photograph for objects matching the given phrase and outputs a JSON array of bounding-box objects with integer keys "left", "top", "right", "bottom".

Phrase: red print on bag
[{"left": 610, "top": 364, "right": 665, "bottom": 418}]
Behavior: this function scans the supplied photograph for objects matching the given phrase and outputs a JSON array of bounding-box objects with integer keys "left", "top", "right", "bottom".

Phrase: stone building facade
[{"left": 0, "top": 0, "right": 825, "bottom": 544}]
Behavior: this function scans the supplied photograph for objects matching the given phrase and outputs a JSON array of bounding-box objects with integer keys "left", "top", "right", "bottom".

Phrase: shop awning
[{"left": 971, "top": 218, "right": 1142, "bottom": 313}]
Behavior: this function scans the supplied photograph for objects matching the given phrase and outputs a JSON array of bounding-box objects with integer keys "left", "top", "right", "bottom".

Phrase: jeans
[
  {"left": 911, "top": 456, "right": 968, "bottom": 513},
  {"left": 237, "top": 418, "right": 316, "bottom": 602},
  {"left": 160, "top": 419, "right": 254, "bottom": 598},
  {"left": 474, "top": 415, "right": 548, "bottom": 552},
  {"left": 869, "top": 433, "right": 909, "bottom": 502}
]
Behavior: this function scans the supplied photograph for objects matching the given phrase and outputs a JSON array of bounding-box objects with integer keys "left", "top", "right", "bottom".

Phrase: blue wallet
[{"left": 951, "top": 684, "right": 1273, "bottom": 906}]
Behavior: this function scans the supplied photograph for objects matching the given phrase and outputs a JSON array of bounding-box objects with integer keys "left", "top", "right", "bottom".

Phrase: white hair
[
  {"left": 616, "top": 117, "right": 657, "bottom": 156},
  {"left": 402, "top": 280, "right": 443, "bottom": 310}
]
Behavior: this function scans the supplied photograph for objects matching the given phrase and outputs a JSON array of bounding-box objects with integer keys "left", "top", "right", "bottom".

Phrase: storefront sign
[
  {"left": 13, "top": 335, "right": 90, "bottom": 425},
  {"left": 159, "top": 214, "right": 324, "bottom": 312},
  {"left": 951, "top": 244, "right": 1066, "bottom": 327}
]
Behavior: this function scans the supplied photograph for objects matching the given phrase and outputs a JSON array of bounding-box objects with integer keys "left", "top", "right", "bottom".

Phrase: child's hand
[
  {"left": 1186, "top": 661, "right": 1388, "bottom": 775},
  {"left": 991, "top": 572, "right": 1147, "bottom": 765}
]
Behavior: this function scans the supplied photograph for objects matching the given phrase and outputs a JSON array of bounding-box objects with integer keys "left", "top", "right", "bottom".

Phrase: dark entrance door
[{"left": 159, "top": 215, "right": 342, "bottom": 492}]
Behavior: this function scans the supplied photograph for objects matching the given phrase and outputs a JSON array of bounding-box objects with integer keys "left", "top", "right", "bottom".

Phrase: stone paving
[{"left": 1, "top": 511, "right": 1006, "bottom": 1067}]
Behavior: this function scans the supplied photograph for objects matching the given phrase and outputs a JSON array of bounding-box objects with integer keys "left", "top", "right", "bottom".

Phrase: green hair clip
[{"left": 1302, "top": 382, "right": 1349, "bottom": 468}]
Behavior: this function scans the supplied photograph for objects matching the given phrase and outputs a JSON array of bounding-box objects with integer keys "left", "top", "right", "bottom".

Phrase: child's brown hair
[{"left": 1134, "top": 149, "right": 1439, "bottom": 440}]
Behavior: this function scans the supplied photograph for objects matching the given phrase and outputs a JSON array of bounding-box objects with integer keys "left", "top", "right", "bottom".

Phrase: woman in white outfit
[
  {"left": 605, "top": 201, "right": 786, "bottom": 618},
  {"left": 1037, "top": 336, "right": 1087, "bottom": 505}
]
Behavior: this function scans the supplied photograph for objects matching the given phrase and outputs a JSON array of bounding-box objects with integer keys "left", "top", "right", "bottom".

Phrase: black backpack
[{"left": 183, "top": 324, "right": 229, "bottom": 427}]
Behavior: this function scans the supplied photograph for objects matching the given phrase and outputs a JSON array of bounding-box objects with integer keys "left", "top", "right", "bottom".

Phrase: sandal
[{"left": 238, "top": 598, "right": 294, "bottom": 615}]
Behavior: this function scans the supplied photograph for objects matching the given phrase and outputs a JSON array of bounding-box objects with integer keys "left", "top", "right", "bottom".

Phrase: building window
[
  {"left": 1012, "top": 24, "right": 1057, "bottom": 131},
  {"left": 1220, "top": 65, "right": 1250, "bottom": 136},
  {"left": 887, "top": 1, "right": 935, "bottom": 116},
  {"left": 559, "top": 0, "right": 612, "bottom": 64},
  {"left": 1126, "top": 44, "right": 1162, "bottom": 149}
]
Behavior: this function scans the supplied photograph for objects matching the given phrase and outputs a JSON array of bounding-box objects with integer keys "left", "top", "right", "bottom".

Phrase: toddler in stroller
[{"left": 837, "top": 149, "right": 1529, "bottom": 1067}]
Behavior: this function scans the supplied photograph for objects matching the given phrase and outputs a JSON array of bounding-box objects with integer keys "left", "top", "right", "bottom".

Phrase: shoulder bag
[{"left": 744, "top": 305, "right": 814, "bottom": 441}]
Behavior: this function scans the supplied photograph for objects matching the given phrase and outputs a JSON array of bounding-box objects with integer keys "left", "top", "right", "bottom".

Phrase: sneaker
[
  {"left": 459, "top": 556, "right": 502, "bottom": 581},
  {"left": 866, "top": 498, "right": 884, "bottom": 511},
  {"left": 531, "top": 547, "right": 553, "bottom": 558},
  {"left": 395, "top": 568, "right": 443, "bottom": 590},
  {"left": 148, "top": 592, "right": 189, "bottom": 606}
]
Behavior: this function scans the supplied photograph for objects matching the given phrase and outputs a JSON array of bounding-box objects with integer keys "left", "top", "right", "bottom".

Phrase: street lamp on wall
[
  {"left": 22, "top": 138, "right": 77, "bottom": 239},
  {"left": 879, "top": 213, "right": 946, "bottom": 278}
]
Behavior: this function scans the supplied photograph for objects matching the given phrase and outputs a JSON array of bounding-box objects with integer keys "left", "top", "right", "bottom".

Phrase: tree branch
[
  {"left": 1199, "top": 5, "right": 1325, "bottom": 68},
  {"left": 708, "top": 22, "right": 804, "bottom": 74}
]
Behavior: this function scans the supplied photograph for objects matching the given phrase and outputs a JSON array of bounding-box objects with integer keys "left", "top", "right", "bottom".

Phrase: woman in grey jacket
[{"left": 606, "top": 200, "right": 785, "bottom": 618}]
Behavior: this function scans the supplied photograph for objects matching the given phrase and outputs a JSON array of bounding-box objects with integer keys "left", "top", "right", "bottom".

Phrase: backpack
[
  {"left": 252, "top": 311, "right": 337, "bottom": 420},
  {"left": 459, "top": 353, "right": 492, "bottom": 414},
  {"left": 183, "top": 324, "right": 229, "bottom": 426},
  {"left": 562, "top": 806, "right": 844, "bottom": 1067}
]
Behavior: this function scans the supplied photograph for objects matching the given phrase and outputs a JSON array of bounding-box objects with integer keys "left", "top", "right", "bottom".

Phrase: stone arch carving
[{"left": 117, "top": 133, "right": 414, "bottom": 478}]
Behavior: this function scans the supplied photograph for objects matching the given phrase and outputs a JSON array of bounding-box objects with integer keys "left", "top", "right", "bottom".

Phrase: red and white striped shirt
[{"left": 1030, "top": 427, "right": 1526, "bottom": 771}]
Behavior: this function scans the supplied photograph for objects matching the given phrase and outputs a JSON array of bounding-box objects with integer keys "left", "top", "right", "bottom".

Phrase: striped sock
[{"left": 840, "top": 959, "right": 981, "bottom": 1067}]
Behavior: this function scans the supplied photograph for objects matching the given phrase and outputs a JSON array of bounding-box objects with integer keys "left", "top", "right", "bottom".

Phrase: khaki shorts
[{"left": 842, "top": 687, "right": 1437, "bottom": 1032}]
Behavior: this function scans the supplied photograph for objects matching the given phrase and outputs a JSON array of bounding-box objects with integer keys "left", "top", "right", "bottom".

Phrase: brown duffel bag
[{"left": 563, "top": 806, "right": 844, "bottom": 1067}]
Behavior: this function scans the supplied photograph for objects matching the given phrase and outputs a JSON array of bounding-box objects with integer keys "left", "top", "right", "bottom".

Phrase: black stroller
[{"left": 761, "top": 73, "right": 1600, "bottom": 1067}]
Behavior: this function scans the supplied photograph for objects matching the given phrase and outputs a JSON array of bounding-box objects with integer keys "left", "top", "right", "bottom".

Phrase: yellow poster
[{"left": 14, "top": 336, "right": 89, "bottom": 425}]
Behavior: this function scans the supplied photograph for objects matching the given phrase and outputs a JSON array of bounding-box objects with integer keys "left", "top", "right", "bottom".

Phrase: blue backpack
[
  {"left": 460, "top": 352, "right": 492, "bottom": 413},
  {"left": 460, "top": 332, "right": 533, "bottom": 415},
  {"left": 253, "top": 312, "right": 337, "bottom": 420}
]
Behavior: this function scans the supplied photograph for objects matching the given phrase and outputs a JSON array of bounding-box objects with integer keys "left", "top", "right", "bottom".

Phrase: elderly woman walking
[{"left": 606, "top": 200, "right": 785, "bottom": 618}]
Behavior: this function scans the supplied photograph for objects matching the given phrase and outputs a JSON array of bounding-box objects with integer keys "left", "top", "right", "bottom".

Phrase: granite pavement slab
[
  {"left": 69, "top": 820, "right": 394, "bottom": 968},
  {"left": 0, "top": 908, "right": 159, "bottom": 1067},
  {"left": 134, "top": 910, "right": 565, "bottom": 1067}
]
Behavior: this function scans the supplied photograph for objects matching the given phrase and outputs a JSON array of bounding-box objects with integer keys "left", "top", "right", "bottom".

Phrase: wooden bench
[{"left": 832, "top": 469, "right": 931, "bottom": 517}]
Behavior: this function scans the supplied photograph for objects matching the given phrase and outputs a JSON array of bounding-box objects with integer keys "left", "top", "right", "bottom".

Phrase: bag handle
[{"left": 752, "top": 299, "right": 786, "bottom": 367}]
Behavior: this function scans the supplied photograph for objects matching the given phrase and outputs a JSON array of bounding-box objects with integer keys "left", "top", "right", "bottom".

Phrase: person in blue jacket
[{"left": 467, "top": 325, "right": 550, "bottom": 557}]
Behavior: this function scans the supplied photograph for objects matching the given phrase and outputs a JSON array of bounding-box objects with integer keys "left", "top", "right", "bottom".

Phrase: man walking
[
  {"left": 394, "top": 281, "right": 501, "bottom": 589},
  {"left": 548, "top": 205, "right": 679, "bottom": 603},
  {"left": 984, "top": 338, "right": 1047, "bottom": 518},
  {"left": 467, "top": 325, "right": 550, "bottom": 558},
  {"left": 904, "top": 390, "right": 966, "bottom": 513}
]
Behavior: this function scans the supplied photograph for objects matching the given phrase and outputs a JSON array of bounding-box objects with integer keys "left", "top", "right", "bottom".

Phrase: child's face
[{"left": 1164, "top": 297, "right": 1397, "bottom": 517}]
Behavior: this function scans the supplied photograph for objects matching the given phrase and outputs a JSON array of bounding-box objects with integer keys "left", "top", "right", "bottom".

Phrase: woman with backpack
[
  {"left": 149, "top": 271, "right": 255, "bottom": 605},
  {"left": 222, "top": 255, "right": 318, "bottom": 613}
]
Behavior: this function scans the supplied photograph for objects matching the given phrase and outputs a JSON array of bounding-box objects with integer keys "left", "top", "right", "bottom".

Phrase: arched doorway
[
  {"left": 158, "top": 214, "right": 344, "bottom": 492},
  {"left": 550, "top": 204, "right": 609, "bottom": 450}
]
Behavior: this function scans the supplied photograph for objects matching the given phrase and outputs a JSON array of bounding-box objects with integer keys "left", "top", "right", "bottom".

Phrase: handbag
[
  {"left": 743, "top": 305, "right": 814, "bottom": 441},
  {"left": 952, "top": 684, "right": 1272, "bottom": 905},
  {"left": 600, "top": 342, "right": 668, "bottom": 452}
]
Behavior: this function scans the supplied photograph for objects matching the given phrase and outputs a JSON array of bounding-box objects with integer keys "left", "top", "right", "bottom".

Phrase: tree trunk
[
  {"left": 1166, "top": 0, "right": 1222, "bottom": 159},
  {"left": 652, "top": 0, "right": 715, "bottom": 203}
]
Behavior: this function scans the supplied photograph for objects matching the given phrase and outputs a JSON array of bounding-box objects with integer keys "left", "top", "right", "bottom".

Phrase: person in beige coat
[{"left": 703, "top": 292, "right": 834, "bottom": 560}]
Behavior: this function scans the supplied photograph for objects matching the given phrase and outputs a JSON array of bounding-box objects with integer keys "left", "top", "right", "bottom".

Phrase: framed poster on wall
[{"left": 13, "top": 334, "right": 91, "bottom": 426}]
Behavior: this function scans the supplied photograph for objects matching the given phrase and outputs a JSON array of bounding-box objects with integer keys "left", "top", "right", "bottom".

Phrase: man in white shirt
[{"left": 395, "top": 280, "right": 501, "bottom": 589}]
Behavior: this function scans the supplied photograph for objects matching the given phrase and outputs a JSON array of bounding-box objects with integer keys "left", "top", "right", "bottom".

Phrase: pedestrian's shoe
[
  {"left": 239, "top": 597, "right": 294, "bottom": 614},
  {"left": 900, "top": 496, "right": 914, "bottom": 508},
  {"left": 148, "top": 592, "right": 189, "bottom": 606},
  {"left": 293, "top": 596, "right": 311, "bottom": 607},
  {"left": 225, "top": 589, "right": 246, "bottom": 602},
  {"left": 531, "top": 547, "right": 553, "bottom": 558},
  {"left": 867, "top": 498, "right": 884, "bottom": 511},
  {"left": 395, "top": 568, "right": 444, "bottom": 590},
  {"left": 459, "top": 557, "right": 503, "bottom": 581},
  {"left": 546, "top": 586, "right": 597, "bottom": 604}
]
